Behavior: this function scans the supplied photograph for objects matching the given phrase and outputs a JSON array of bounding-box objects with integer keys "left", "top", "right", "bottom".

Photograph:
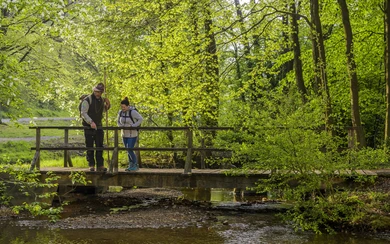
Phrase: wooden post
[
  {"left": 64, "top": 128, "right": 69, "bottom": 167},
  {"left": 200, "top": 137, "right": 206, "bottom": 169},
  {"left": 67, "top": 153, "right": 73, "bottom": 167},
  {"left": 31, "top": 128, "right": 41, "bottom": 170},
  {"left": 30, "top": 151, "right": 40, "bottom": 171},
  {"left": 104, "top": 69, "right": 110, "bottom": 165},
  {"left": 136, "top": 135, "right": 142, "bottom": 167},
  {"left": 184, "top": 128, "right": 193, "bottom": 174},
  {"left": 110, "top": 129, "right": 119, "bottom": 173},
  {"left": 64, "top": 129, "right": 73, "bottom": 167}
]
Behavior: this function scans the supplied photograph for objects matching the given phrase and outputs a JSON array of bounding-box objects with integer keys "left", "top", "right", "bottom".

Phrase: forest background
[{"left": 2, "top": 0, "right": 390, "bottom": 233}]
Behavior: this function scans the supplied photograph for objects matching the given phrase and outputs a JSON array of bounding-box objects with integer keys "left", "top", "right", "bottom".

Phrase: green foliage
[
  {"left": 69, "top": 171, "right": 91, "bottom": 186},
  {"left": 0, "top": 165, "right": 91, "bottom": 222},
  {"left": 0, "top": 164, "right": 65, "bottom": 222},
  {"left": 0, "top": 141, "right": 34, "bottom": 164},
  {"left": 233, "top": 89, "right": 390, "bottom": 233},
  {"left": 1, "top": 0, "right": 390, "bottom": 233},
  {"left": 282, "top": 191, "right": 390, "bottom": 234}
]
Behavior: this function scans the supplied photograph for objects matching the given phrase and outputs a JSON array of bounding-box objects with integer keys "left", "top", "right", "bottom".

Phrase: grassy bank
[
  {"left": 0, "top": 120, "right": 80, "bottom": 138},
  {"left": 0, "top": 118, "right": 81, "bottom": 164}
]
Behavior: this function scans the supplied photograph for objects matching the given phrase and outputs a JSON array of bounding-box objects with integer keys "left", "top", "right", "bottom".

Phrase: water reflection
[
  {"left": 0, "top": 226, "right": 224, "bottom": 244},
  {"left": 1, "top": 214, "right": 390, "bottom": 244},
  {"left": 180, "top": 187, "right": 261, "bottom": 202}
]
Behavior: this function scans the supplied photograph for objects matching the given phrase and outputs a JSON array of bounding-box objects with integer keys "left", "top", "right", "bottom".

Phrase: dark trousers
[{"left": 84, "top": 129, "right": 104, "bottom": 168}]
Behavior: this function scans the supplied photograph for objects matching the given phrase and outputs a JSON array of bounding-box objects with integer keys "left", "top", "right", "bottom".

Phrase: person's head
[
  {"left": 93, "top": 83, "right": 105, "bottom": 98},
  {"left": 120, "top": 97, "right": 130, "bottom": 111}
]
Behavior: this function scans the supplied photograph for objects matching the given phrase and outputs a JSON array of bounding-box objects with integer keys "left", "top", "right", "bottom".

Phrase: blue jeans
[{"left": 123, "top": 137, "right": 138, "bottom": 169}]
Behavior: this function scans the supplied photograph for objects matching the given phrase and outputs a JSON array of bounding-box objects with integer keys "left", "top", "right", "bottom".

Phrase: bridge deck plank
[{"left": 38, "top": 167, "right": 270, "bottom": 175}]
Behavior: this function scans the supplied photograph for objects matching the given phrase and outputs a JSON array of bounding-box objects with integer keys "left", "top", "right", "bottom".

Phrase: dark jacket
[{"left": 80, "top": 94, "right": 105, "bottom": 127}]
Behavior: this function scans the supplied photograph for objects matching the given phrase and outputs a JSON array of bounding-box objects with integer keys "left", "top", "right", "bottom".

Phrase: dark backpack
[
  {"left": 120, "top": 107, "right": 141, "bottom": 132},
  {"left": 78, "top": 95, "right": 92, "bottom": 118},
  {"left": 120, "top": 107, "right": 138, "bottom": 124}
]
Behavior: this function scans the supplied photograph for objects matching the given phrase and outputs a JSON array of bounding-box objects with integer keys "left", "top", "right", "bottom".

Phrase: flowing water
[{"left": 1, "top": 188, "right": 390, "bottom": 244}]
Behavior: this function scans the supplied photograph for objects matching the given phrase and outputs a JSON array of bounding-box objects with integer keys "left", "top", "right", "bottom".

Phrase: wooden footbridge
[
  {"left": 29, "top": 126, "right": 267, "bottom": 192},
  {"left": 28, "top": 126, "right": 390, "bottom": 193}
]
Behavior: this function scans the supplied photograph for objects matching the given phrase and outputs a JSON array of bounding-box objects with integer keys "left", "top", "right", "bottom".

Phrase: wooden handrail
[
  {"left": 31, "top": 147, "right": 229, "bottom": 151},
  {"left": 29, "top": 126, "right": 233, "bottom": 130},
  {"left": 29, "top": 126, "right": 233, "bottom": 174}
]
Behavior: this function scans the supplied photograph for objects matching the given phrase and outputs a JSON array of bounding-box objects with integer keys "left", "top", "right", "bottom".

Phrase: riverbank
[
  {"left": 2, "top": 187, "right": 390, "bottom": 244},
  {"left": 0, "top": 187, "right": 285, "bottom": 229}
]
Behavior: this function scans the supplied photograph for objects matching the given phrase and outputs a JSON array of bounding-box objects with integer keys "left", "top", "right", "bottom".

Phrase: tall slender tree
[
  {"left": 290, "top": 0, "right": 307, "bottom": 103},
  {"left": 337, "top": 0, "right": 366, "bottom": 148},
  {"left": 385, "top": 0, "right": 390, "bottom": 145},
  {"left": 310, "top": 0, "right": 333, "bottom": 132}
]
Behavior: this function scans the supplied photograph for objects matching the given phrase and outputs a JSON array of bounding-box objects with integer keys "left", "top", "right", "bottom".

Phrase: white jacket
[{"left": 117, "top": 107, "right": 143, "bottom": 138}]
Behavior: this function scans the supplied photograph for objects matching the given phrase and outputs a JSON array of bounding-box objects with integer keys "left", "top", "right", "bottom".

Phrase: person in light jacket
[{"left": 117, "top": 97, "right": 143, "bottom": 171}]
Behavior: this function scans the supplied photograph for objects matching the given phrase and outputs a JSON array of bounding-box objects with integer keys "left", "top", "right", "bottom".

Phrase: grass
[
  {"left": 0, "top": 118, "right": 83, "bottom": 164},
  {"left": 41, "top": 155, "right": 127, "bottom": 168},
  {"left": 0, "top": 120, "right": 82, "bottom": 138},
  {"left": 0, "top": 141, "right": 35, "bottom": 164},
  {"left": 41, "top": 156, "right": 89, "bottom": 168},
  {"left": 1, "top": 106, "right": 70, "bottom": 119}
]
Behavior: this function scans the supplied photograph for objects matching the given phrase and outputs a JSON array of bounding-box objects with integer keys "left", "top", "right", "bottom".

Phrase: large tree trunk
[
  {"left": 279, "top": 11, "right": 294, "bottom": 85},
  {"left": 310, "top": 0, "right": 333, "bottom": 132},
  {"left": 234, "top": 0, "right": 251, "bottom": 102},
  {"left": 385, "top": 0, "right": 390, "bottom": 145},
  {"left": 337, "top": 0, "right": 366, "bottom": 148},
  {"left": 202, "top": 4, "right": 219, "bottom": 160},
  {"left": 310, "top": 2, "right": 321, "bottom": 94},
  {"left": 204, "top": 7, "right": 219, "bottom": 129},
  {"left": 0, "top": 8, "right": 9, "bottom": 34},
  {"left": 291, "top": 1, "right": 307, "bottom": 103}
]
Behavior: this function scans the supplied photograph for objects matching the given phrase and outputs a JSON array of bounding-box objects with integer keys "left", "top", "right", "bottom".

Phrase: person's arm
[
  {"left": 117, "top": 110, "right": 123, "bottom": 127},
  {"left": 80, "top": 100, "right": 94, "bottom": 125},
  {"left": 131, "top": 110, "right": 143, "bottom": 127}
]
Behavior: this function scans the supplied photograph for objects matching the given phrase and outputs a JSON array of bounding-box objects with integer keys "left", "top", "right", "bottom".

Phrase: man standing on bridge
[{"left": 80, "top": 83, "right": 111, "bottom": 171}]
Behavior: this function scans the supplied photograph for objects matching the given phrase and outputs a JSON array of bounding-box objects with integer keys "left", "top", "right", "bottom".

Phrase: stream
[{"left": 1, "top": 188, "right": 390, "bottom": 243}]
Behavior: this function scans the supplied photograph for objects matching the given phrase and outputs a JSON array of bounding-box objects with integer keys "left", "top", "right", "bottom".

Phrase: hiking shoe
[
  {"left": 125, "top": 167, "right": 139, "bottom": 172},
  {"left": 97, "top": 167, "right": 107, "bottom": 172},
  {"left": 89, "top": 167, "right": 95, "bottom": 172}
]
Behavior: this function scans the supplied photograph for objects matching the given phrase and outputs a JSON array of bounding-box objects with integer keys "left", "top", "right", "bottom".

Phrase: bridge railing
[{"left": 29, "top": 126, "right": 232, "bottom": 174}]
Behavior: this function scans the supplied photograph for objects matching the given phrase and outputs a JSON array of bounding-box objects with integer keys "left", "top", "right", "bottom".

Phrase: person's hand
[
  {"left": 104, "top": 98, "right": 111, "bottom": 110},
  {"left": 91, "top": 121, "right": 97, "bottom": 129}
]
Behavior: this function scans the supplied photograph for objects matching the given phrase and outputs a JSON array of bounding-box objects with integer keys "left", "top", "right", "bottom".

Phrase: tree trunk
[
  {"left": 273, "top": 9, "right": 294, "bottom": 87},
  {"left": 204, "top": 7, "right": 219, "bottom": 128},
  {"left": 337, "top": 0, "right": 366, "bottom": 148},
  {"left": 233, "top": 43, "right": 246, "bottom": 102},
  {"left": 310, "top": 2, "right": 320, "bottom": 94},
  {"left": 202, "top": 4, "right": 219, "bottom": 157},
  {"left": 310, "top": 0, "right": 333, "bottom": 132},
  {"left": 385, "top": 0, "right": 390, "bottom": 145},
  {"left": 234, "top": 0, "right": 250, "bottom": 102},
  {"left": 0, "top": 8, "right": 9, "bottom": 34},
  {"left": 291, "top": 1, "right": 307, "bottom": 103}
]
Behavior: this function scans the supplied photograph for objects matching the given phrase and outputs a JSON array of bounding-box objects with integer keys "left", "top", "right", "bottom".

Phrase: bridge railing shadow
[{"left": 29, "top": 126, "right": 233, "bottom": 174}]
